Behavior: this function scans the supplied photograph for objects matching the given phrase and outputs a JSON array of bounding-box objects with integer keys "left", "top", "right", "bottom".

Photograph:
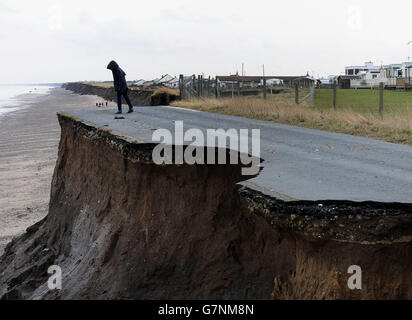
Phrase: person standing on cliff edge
[{"left": 107, "top": 60, "right": 134, "bottom": 114}]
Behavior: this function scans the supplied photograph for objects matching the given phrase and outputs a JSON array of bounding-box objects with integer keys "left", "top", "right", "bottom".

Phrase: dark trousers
[{"left": 117, "top": 89, "right": 133, "bottom": 111}]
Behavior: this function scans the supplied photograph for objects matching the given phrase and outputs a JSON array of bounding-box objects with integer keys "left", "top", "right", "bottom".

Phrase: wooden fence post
[
  {"left": 198, "top": 75, "right": 201, "bottom": 97},
  {"left": 379, "top": 82, "right": 384, "bottom": 118},
  {"left": 207, "top": 76, "right": 210, "bottom": 97},
  {"left": 192, "top": 75, "right": 195, "bottom": 94},
  {"left": 310, "top": 83, "right": 315, "bottom": 107},
  {"left": 263, "top": 78, "right": 267, "bottom": 100},
  {"left": 295, "top": 81, "right": 299, "bottom": 104},
  {"left": 179, "top": 74, "right": 184, "bottom": 100},
  {"left": 237, "top": 81, "right": 241, "bottom": 96},
  {"left": 333, "top": 81, "right": 337, "bottom": 110},
  {"left": 215, "top": 77, "right": 219, "bottom": 98}
]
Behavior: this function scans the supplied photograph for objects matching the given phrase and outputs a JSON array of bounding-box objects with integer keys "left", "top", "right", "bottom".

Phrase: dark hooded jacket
[{"left": 107, "top": 60, "right": 128, "bottom": 93}]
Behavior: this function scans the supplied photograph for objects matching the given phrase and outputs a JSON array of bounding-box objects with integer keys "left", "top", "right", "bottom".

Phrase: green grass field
[{"left": 313, "top": 88, "right": 412, "bottom": 116}]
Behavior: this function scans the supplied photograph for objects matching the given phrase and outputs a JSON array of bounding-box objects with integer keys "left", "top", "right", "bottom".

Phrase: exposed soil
[
  {"left": 242, "top": 188, "right": 412, "bottom": 243},
  {"left": 0, "top": 114, "right": 286, "bottom": 299},
  {"left": 1, "top": 112, "right": 412, "bottom": 300},
  {"left": 243, "top": 188, "right": 412, "bottom": 299}
]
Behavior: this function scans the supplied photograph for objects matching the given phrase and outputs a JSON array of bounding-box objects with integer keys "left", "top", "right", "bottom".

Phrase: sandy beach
[{"left": 0, "top": 88, "right": 114, "bottom": 254}]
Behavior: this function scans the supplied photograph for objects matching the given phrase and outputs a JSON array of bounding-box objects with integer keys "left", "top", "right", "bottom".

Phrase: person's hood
[{"left": 107, "top": 60, "right": 119, "bottom": 71}]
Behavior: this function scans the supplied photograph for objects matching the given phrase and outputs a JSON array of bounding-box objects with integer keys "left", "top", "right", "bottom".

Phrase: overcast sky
[{"left": 1, "top": 0, "right": 412, "bottom": 83}]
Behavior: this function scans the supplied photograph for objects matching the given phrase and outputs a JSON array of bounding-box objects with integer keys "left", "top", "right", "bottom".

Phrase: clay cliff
[{"left": 1, "top": 113, "right": 412, "bottom": 299}]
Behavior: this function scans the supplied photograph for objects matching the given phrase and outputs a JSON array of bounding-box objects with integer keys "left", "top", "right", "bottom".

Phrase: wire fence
[
  {"left": 178, "top": 75, "right": 394, "bottom": 118},
  {"left": 178, "top": 74, "right": 314, "bottom": 100}
]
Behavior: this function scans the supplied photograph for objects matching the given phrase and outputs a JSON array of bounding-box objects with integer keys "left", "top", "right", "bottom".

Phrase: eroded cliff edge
[
  {"left": 1, "top": 113, "right": 412, "bottom": 300},
  {"left": 62, "top": 82, "right": 178, "bottom": 106}
]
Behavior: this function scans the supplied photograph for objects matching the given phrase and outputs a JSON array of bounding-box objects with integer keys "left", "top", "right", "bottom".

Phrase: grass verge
[{"left": 171, "top": 91, "right": 412, "bottom": 146}]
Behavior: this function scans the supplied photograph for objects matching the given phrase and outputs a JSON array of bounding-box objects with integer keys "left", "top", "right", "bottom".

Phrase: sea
[{"left": 0, "top": 84, "right": 58, "bottom": 117}]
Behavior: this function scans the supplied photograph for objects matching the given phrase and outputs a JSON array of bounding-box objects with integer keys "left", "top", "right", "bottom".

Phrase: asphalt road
[{"left": 68, "top": 106, "right": 412, "bottom": 203}]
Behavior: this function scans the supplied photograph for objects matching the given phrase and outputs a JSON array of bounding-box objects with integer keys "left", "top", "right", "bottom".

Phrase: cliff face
[
  {"left": 1, "top": 113, "right": 412, "bottom": 300},
  {"left": 272, "top": 235, "right": 412, "bottom": 299},
  {"left": 0, "top": 114, "right": 290, "bottom": 299},
  {"left": 62, "top": 83, "right": 178, "bottom": 106},
  {"left": 245, "top": 192, "right": 412, "bottom": 299}
]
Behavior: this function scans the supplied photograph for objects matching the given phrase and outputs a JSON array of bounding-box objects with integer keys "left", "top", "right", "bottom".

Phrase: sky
[{"left": 1, "top": 0, "right": 412, "bottom": 83}]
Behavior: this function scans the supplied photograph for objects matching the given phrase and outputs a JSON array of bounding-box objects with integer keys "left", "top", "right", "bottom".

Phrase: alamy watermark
[
  {"left": 47, "top": 265, "right": 62, "bottom": 290},
  {"left": 347, "top": 5, "right": 363, "bottom": 31},
  {"left": 347, "top": 265, "right": 362, "bottom": 290},
  {"left": 48, "top": 5, "right": 63, "bottom": 31},
  {"left": 151, "top": 121, "right": 261, "bottom": 176}
]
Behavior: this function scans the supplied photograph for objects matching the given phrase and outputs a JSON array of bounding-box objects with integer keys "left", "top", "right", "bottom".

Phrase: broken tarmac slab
[{"left": 240, "top": 186, "right": 412, "bottom": 243}]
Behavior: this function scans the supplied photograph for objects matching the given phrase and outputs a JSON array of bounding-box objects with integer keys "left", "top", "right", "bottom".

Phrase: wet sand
[{"left": 0, "top": 88, "right": 114, "bottom": 254}]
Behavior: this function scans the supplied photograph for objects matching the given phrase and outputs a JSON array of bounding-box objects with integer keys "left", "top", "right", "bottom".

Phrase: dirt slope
[
  {"left": 1, "top": 112, "right": 412, "bottom": 300},
  {"left": 0, "top": 114, "right": 287, "bottom": 299}
]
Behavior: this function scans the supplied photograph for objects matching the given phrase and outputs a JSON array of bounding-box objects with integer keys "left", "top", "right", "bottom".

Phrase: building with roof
[
  {"left": 337, "top": 75, "right": 360, "bottom": 89},
  {"left": 345, "top": 62, "right": 383, "bottom": 76},
  {"left": 346, "top": 61, "right": 412, "bottom": 89}
]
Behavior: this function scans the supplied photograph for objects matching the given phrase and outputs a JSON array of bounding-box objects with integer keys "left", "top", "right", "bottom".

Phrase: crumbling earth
[{"left": 1, "top": 113, "right": 412, "bottom": 300}]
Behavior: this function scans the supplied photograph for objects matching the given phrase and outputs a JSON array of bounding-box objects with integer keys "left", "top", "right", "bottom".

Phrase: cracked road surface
[{"left": 68, "top": 106, "right": 412, "bottom": 203}]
